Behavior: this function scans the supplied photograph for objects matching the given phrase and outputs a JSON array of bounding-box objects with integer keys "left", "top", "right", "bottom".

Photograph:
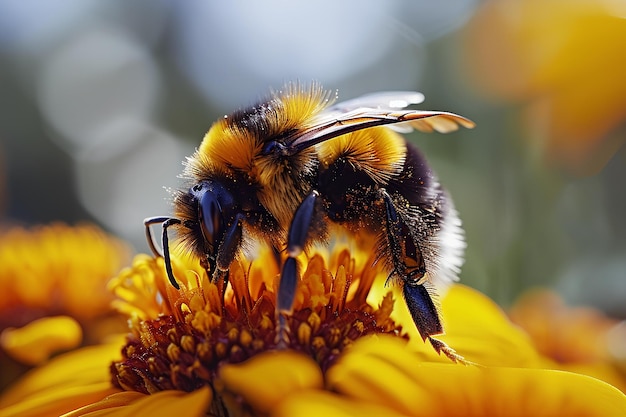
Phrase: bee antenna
[{"left": 143, "top": 216, "right": 182, "bottom": 289}]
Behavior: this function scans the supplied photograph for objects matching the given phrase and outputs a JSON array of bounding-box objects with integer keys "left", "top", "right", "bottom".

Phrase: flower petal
[
  {"left": 328, "top": 335, "right": 626, "bottom": 417},
  {"left": 1, "top": 316, "right": 82, "bottom": 365},
  {"left": 406, "top": 365, "right": 626, "bottom": 417},
  {"left": 272, "top": 390, "right": 407, "bottom": 417},
  {"left": 59, "top": 391, "right": 146, "bottom": 416},
  {"left": 378, "top": 284, "right": 542, "bottom": 366},
  {"left": 0, "top": 383, "right": 118, "bottom": 417},
  {"left": 0, "top": 338, "right": 124, "bottom": 409},
  {"left": 437, "top": 284, "right": 542, "bottom": 366},
  {"left": 327, "top": 336, "right": 434, "bottom": 416},
  {"left": 61, "top": 388, "right": 211, "bottom": 417},
  {"left": 217, "top": 350, "right": 323, "bottom": 414}
]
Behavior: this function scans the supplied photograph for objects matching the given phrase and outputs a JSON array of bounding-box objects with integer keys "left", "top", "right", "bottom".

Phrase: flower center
[{"left": 109, "top": 248, "right": 404, "bottom": 397}]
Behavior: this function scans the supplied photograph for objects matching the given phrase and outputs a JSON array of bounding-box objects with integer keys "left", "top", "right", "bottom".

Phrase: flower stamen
[{"left": 109, "top": 247, "right": 405, "bottom": 401}]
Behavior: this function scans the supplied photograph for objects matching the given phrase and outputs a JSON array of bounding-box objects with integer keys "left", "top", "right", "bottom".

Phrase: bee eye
[
  {"left": 191, "top": 183, "right": 223, "bottom": 249},
  {"left": 192, "top": 182, "right": 236, "bottom": 252},
  {"left": 198, "top": 191, "right": 223, "bottom": 248},
  {"left": 262, "top": 140, "right": 286, "bottom": 156}
]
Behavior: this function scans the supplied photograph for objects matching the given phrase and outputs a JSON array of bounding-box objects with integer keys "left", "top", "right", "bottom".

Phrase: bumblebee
[{"left": 145, "top": 82, "right": 474, "bottom": 360}]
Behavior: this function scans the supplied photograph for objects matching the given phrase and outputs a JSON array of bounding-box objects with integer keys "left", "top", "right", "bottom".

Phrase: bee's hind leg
[
  {"left": 402, "top": 282, "right": 469, "bottom": 364},
  {"left": 276, "top": 190, "right": 321, "bottom": 348},
  {"left": 379, "top": 189, "right": 468, "bottom": 364}
]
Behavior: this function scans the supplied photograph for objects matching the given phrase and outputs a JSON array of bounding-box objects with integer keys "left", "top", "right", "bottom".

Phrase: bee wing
[
  {"left": 324, "top": 92, "right": 429, "bottom": 135},
  {"left": 325, "top": 91, "right": 426, "bottom": 113},
  {"left": 288, "top": 106, "right": 475, "bottom": 154}
]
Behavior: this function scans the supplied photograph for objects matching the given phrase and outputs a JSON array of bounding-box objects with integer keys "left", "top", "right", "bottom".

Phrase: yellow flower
[
  {"left": 0, "top": 245, "right": 403, "bottom": 416},
  {"left": 0, "top": 340, "right": 123, "bottom": 417},
  {"left": 0, "top": 223, "right": 131, "bottom": 322},
  {"left": 509, "top": 288, "right": 626, "bottom": 393},
  {"left": 0, "top": 336, "right": 209, "bottom": 417},
  {"left": 0, "top": 223, "right": 131, "bottom": 388},
  {"left": 382, "top": 283, "right": 542, "bottom": 368},
  {"left": 465, "top": 0, "right": 626, "bottom": 173},
  {"left": 2, "top": 243, "right": 625, "bottom": 416},
  {"left": 107, "top": 246, "right": 403, "bottom": 398},
  {"left": 275, "top": 335, "right": 626, "bottom": 417}
]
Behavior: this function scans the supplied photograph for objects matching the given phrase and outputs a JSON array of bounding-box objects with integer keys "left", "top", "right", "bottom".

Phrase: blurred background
[{"left": 1, "top": 0, "right": 624, "bottom": 316}]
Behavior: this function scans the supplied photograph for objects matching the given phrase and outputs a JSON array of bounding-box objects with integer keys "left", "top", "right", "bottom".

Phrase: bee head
[{"left": 172, "top": 180, "right": 240, "bottom": 274}]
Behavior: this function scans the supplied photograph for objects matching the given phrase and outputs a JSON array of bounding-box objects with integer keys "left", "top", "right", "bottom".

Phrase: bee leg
[
  {"left": 143, "top": 216, "right": 182, "bottom": 289},
  {"left": 402, "top": 281, "right": 442, "bottom": 340},
  {"left": 379, "top": 190, "right": 467, "bottom": 364},
  {"left": 403, "top": 282, "right": 467, "bottom": 363},
  {"left": 212, "top": 214, "right": 244, "bottom": 301},
  {"left": 212, "top": 269, "right": 230, "bottom": 313},
  {"left": 276, "top": 257, "right": 298, "bottom": 348},
  {"left": 270, "top": 245, "right": 283, "bottom": 270},
  {"left": 379, "top": 190, "right": 425, "bottom": 283},
  {"left": 276, "top": 191, "right": 320, "bottom": 347},
  {"left": 213, "top": 214, "right": 244, "bottom": 281},
  {"left": 144, "top": 216, "right": 172, "bottom": 257},
  {"left": 380, "top": 189, "right": 435, "bottom": 336}
]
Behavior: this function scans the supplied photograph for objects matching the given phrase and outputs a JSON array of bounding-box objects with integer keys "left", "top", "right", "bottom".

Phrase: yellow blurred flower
[
  {"left": 509, "top": 288, "right": 626, "bottom": 393},
  {"left": 0, "top": 223, "right": 131, "bottom": 389},
  {"left": 465, "top": 0, "right": 626, "bottom": 173},
  {"left": 0, "top": 223, "right": 131, "bottom": 322}
]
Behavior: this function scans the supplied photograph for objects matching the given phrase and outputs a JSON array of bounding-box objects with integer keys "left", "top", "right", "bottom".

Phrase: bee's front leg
[
  {"left": 276, "top": 190, "right": 321, "bottom": 348},
  {"left": 210, "top": 213, "right": 244, "bottom": 306},
  {"left": 144, "top": 216, "right": 182, "bottom": 289}
]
